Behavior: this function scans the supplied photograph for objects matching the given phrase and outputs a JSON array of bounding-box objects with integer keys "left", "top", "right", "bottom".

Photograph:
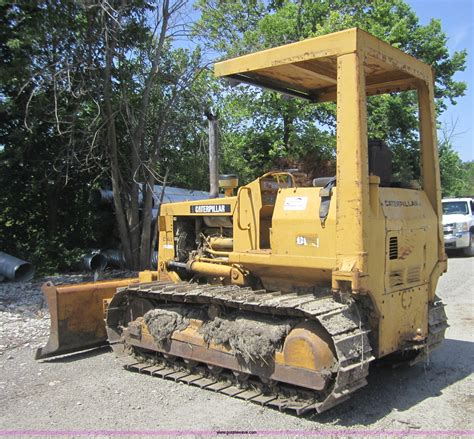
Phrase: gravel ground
[{"left": 0, "top": 257, "right": 473, "bottom": 436}]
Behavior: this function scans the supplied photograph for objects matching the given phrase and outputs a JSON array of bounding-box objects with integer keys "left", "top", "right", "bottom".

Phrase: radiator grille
[
  {"left": 389, "top": 269, "right": 404, "bottom": 288},
  {"left": 407, "top": 266, "right": 421, "bottom": 284},
  {"left": 389, "top": 236, "right": 398, "bottom": 260}
]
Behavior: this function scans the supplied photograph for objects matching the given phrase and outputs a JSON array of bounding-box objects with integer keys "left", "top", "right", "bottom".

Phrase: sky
[{"left": 407, "top": 0, "right": 473, "bottom": 161}]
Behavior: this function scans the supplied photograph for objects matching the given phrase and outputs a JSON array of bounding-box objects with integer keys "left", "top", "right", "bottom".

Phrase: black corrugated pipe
[
  {"left": 90, "top": 189, "right": 114, "bottom": 207},
  {"left": 0, "top": 252, "right": 35, "bottom": 282},
  {"left": 101, "top": 249, "right": 126, "bottom": 268},
  {"left": 82, "top": 252, "right": 107, "bottom": 272},
  {"left": 90, "top": 189, "right": 153, "bottom": 208},
  {"left": 101, "top": 249, "right": 158, "bottom": 269}
]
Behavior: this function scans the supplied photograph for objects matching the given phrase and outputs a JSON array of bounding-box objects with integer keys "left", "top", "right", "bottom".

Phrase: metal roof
[
  {"left": 153, "top": 185, "right": 211, "bottom": 205},
  {"left": 214, "top": 28, "right": 432, "bottom": 102}
]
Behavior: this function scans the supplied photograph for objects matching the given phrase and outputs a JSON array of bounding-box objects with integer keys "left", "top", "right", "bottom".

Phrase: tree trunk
[
  {"left": 45, "top": 181, "right": 59, "bottom": 240},
  {"left": 128, "top": 152, "right": 141, "bottom": 269},
  {"left": 283, "top": 113, "right": 292, "bottom": 152},
  {"left": 103, "top": 16, "right": 133, "bottom": 267},
  {"left": 100, "top": 0, "right": 185, "bottom": 270},
  {"left": 131, "top": 1, "right": 171, "bottom": 270}
]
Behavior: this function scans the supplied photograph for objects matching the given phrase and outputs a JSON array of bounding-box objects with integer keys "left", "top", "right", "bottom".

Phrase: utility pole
[{"left": 206, "top": 111, "right": 219, "bottom": 198}]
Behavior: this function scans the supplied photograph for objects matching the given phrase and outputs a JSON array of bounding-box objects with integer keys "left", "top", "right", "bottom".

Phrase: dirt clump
[
  {"left": 143, "top": 306, "right": 205, "bottom": 347},
  {"left": 143, "top": 308, "right": 189, "bottom": 347},
  {"left": 200, "top": 313, "right": 294, "bottom": 366}
]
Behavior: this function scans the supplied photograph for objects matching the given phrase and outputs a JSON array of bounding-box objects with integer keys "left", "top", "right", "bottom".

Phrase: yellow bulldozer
[{"left": 36, "top": 28, "right": 448, "bottom": 414}]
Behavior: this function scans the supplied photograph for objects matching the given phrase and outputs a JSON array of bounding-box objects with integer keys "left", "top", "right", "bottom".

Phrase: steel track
[
  {"left": 106, "top": 281, "right": 446, "bottom": 414},
  {"left": 411, "top": 296, "right": 448, "bottom": 365}
]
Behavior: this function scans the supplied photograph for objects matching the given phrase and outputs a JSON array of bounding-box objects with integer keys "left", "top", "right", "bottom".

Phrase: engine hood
[{"left": 442, "top": 214, "right": 469, "bottom": 225}]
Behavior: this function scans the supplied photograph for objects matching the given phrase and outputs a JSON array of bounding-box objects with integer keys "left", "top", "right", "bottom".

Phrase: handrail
[
  {"left": 259, "top": 171, "right": 297, "bottom": 188},
  {"left": 236, "top": 186, "right": 252, "bottom": 231}
]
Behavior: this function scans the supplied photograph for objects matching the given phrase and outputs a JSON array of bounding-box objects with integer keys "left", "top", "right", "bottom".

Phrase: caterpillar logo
[
  {"left": 190, "top": 204, "right": 231, "bottom": 214},
  {"left": 384, "top": 200, "right": 420, "bottom": 207}
]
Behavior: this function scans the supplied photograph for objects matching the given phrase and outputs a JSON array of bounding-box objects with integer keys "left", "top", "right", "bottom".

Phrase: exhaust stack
[{"left": 206, "top": 111, "right": 219, "bottom": 198}]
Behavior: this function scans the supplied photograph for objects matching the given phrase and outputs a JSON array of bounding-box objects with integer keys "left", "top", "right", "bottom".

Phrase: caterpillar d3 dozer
[{"left": 37, "top": 28, "right": 448, "bottom": 414}]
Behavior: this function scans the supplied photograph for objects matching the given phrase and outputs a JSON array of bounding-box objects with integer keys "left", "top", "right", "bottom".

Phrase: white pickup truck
[{"left": 442, "top": 197, "right": 474, "bottom": 256}]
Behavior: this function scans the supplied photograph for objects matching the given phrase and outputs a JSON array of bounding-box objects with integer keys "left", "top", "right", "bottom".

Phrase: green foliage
[
  {"left": 196, "top": 0, "right": 467, "bottom": 183},
  {"left": 437, "top": 132, "right": 473, "bottom": 198},
  {"left": 0, "top": 1, "right": 101, "bottom": 273},
  {"left": 461, "top": 161, "right": 474, "bottom": 196},
  {"left": 438, "top": 142, "right": 468, "bottom": 197},
  {"left": 437, "top": 122, "right": 472, "bottom": 197},
  {"left": 0, "top": 1, "right": 210, "bottom": 272},
  {"left": 153, "top": 62, "right": 213, "bottom": 191}
]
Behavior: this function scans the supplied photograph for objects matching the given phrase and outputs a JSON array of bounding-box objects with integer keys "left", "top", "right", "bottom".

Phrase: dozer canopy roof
[{"left": 214, "top": 28, "right": 433, "bottom": 102}]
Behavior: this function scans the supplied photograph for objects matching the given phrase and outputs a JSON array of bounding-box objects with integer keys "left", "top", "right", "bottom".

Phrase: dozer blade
[{"left": 36, "top": 278, "right": 139, "bottom": 360}]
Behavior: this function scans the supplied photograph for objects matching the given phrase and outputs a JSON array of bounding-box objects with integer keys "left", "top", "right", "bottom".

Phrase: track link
[{"left": 107, "top": 281, "right": 374, "bottom": 414}]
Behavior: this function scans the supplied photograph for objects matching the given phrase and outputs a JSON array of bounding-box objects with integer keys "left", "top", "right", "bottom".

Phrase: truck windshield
[{"left": 442, "top": 201, "right": 469, "bottom": 215}]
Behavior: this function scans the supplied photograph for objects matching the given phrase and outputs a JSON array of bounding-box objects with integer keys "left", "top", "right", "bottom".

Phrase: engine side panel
[{"left": 157, "top": 179, "right": 441, "bottom": 358}]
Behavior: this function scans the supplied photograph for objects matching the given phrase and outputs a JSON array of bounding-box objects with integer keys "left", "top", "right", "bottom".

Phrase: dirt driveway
[{"left": 0, "top": 256, "right": 473, "bottom": 436}]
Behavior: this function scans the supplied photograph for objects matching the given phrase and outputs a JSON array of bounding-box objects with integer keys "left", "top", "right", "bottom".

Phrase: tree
[
  {"left": 1, "top": 0, "right": 468, "bottom": 273},
  {"left": 96, "top": 0, "right": 211, "bottom": 269},
  {"left": 461, "top": 161, "right": 474, "bottom": 196},
  {"left": 0, "top": 1, "right": 210, "bottom": 272},
  {"left": 438, "top": 122, "right": 470, "bottom": 197},
  {"left": 0, "top": 1, "right": 101, "bottom": 272},
  {"left": 195, "top": 0, "right": 467, "bottom": 183}
]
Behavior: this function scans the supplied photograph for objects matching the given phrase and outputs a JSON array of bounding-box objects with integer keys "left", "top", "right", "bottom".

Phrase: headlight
[{"left": 454, "top": 222, "right": 469, "bottom": 232}]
